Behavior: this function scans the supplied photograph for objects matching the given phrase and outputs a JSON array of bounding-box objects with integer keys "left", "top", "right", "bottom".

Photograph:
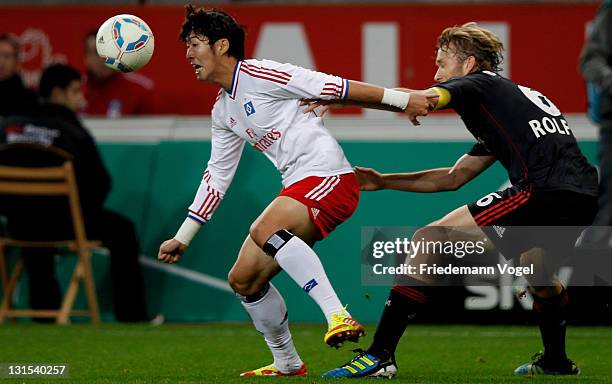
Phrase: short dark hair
[
  {"left": 0, "top": 33, "right": 20, "bottom": 59},
  {"left": 179, "top": 5, "right": 246, "bottom": 60},
  {"left": 39, "top": 63, "right": 81, "bottom": 99}
]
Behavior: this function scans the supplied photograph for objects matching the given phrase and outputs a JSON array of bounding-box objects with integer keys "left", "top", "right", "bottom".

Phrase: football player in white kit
[{"left": 157, "top": 5, "right": 430, "bottom": 377}]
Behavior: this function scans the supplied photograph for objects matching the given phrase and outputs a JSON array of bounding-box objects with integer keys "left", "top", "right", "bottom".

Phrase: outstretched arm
[
  {"left": 302, "top": 84, "right": 443, "bottom": 124},
  {"left": 355, "top": 153, "right": 496, "bottom": 193},
  {"left": 344, "top": 81, "right": 437, "bottom": 125},
  {"left": 262, "top": 62, "right": 436, "bottom": 124}
]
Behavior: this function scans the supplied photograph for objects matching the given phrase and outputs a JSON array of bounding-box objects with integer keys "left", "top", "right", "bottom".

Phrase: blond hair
[{"left": 436, "top": 22, "right": 504, "bottom": 72}]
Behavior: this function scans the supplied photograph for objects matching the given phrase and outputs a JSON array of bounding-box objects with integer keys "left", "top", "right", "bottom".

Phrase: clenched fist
[{"left": 158, "top": 239, "right": 188, "bottom": 264}]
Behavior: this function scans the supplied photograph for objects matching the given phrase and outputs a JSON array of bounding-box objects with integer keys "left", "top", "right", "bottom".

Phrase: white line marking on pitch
[{"left": 139, "top": 256, "right": 232, "bottom": 292}]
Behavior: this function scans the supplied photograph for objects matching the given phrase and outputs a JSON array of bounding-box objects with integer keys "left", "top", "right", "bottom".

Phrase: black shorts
[{"left": 467, "top": 183, "right": 598, "bottom": 258}]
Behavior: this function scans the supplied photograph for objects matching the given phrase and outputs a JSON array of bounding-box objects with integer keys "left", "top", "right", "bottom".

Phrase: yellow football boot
[
  {"left": 324, "top": 308, "right": 365, "bottom": 348},
  {"left": 240, "top": 363, "right": 307, "bottom": 377}
]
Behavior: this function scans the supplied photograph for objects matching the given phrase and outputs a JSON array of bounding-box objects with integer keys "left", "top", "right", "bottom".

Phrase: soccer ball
[{"left": 96, "top": 14, "right": 154, "bottom": 73}]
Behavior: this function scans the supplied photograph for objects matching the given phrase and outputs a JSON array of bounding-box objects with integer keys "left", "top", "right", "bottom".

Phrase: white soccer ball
[{"left": 96, "top": 14, "right": 154, "bottom": 73}]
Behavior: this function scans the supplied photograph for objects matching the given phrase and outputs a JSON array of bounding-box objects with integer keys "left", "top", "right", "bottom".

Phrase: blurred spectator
[
  {"left": 0, "top": 33, "right": 38, "bottom": 118},
  {"left": 83, "top": 31, "right": 167, "bottom": 117},
  {"left": 0, "top": 63, "right": 148, "bottom": 322},
  {"left": 580, "top": 0, "right": 612, "bottom": 247}
]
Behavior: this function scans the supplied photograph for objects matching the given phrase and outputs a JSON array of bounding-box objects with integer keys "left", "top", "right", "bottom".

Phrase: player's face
[
  {"left": 0, "top": 41, "right": 19, "bottom": 81},
  {"left": 186, "top": 33, "right": 218, "bottom": 82},
  {"left": 434, "top": 46, "right": 471, "bottom": 83}
]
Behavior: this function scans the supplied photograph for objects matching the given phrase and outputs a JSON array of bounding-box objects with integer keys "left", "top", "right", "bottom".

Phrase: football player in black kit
[{"left": 318, "top": 23, "right": 598, "bottom": 378}]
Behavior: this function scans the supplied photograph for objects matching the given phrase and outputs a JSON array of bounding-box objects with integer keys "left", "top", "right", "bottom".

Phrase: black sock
[
  {"left": 532, "top": 288, "right": 569, "bottom": 366},
  {"left": 367, "top": 284, "right": 428, "bottom": 361}
]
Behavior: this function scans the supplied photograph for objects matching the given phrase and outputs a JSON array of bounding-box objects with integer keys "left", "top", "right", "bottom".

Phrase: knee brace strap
[{"left": 263, "top": 229, "right": 294, "bottom": 257}]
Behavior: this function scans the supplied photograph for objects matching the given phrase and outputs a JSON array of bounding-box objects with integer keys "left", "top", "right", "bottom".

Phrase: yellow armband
[{"left": 432, "top": 87, "right": 451, "bottom": 110}]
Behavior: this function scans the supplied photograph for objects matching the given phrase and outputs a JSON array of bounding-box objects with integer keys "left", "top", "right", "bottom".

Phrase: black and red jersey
[{"left": 436, "top": 71, "right": 598, "bottom": 196}]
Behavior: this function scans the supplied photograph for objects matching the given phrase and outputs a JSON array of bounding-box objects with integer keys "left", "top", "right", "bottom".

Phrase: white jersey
[{"left": 187, "top": 59, "right": 353, "bottom": 224}]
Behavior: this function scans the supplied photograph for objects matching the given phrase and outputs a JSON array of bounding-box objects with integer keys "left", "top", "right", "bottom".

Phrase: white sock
[
  {"left": 273, "top": 236, "right": 345, "bottom": 324},
  {"left": 240, "top": 283, "right": 303, "bottom": 373}
]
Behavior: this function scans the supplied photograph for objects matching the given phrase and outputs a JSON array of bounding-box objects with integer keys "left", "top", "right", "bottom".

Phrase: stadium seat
[{"left": 0, "top": 144, "right": 101, "bottom": 324}]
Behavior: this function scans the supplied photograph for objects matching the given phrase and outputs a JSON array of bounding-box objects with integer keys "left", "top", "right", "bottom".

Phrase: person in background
[
  {"left": 0, "top": 63, "right": 149, "bottom": 322},
  {"left": 579, "top": 0, "right": 612, "bottom": 248},
  {"left": 0, "top": 33, "right": 38, "bottom": 118},
  {"left": 83, "top": 31, "right": 167, "bottom": 117}
]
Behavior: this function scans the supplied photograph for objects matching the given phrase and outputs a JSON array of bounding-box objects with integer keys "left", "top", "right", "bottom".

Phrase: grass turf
[{"left": 0, "top": 323, "right": 610, "bottom": 383}]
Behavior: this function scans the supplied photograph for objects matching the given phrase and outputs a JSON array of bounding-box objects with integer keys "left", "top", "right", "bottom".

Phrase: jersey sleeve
[
  {"left": 434, "top": 72, "right": 490, "bottom": 110},
  {"left": 468, "top": 142, "right": 493, "bottom": 157},
  {"left": 186, "top": 118, "right": 245, "bottom": 224},
  {"left": 249, "top": 60, "right": 349, "bottom": 101}
]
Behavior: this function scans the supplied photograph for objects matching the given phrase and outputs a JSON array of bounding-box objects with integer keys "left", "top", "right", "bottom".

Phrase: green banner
[{"left": 3, "top": 140, "right": 598, "bottom": 323}]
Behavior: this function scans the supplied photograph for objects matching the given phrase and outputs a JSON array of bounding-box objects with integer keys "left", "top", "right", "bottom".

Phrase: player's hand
[
  {"left": 354, "top": 166, "right": 385, "bottom": 191},
  {"left": 300, "top": 99, "right": 335, "bottom": 116},
  {"left": 158, "top": 238, "right": 188, "bottom": 264},
  {"left": 404, "top": 92, "right": 431, "bottom": 126}
]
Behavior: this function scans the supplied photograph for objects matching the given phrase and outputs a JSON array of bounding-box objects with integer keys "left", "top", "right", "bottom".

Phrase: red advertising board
[{"left": 0, "top": 3, "right": 598, "bottom": 115}]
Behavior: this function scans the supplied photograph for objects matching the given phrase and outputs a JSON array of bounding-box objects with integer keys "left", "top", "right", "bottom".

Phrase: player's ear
[
  {"left": 215, "top": 38, "right": 230, "bottom": 56},
  {"left": 463, "top": 55, "right": 477, "bottom": 74}
]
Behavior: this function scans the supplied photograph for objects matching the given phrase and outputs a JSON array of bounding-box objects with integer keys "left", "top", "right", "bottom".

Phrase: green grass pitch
[{"left": 0, "top": 324, "right": 610, "bottom": 383}]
